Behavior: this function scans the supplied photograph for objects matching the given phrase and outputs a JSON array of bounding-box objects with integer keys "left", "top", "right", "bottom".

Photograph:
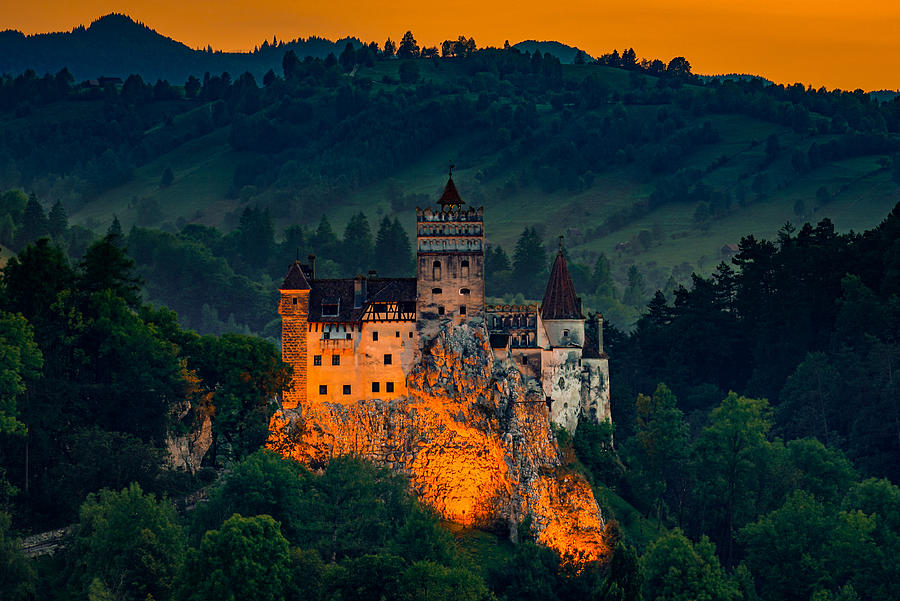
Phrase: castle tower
[
  {"left": 416, "top": 174, "right": 485, "bottom": 335},
  {"left": 540, "top": 247, "right": 585, "bottom": 347},
  {"left": 279, "top": 261, "right": 311, "bottom": 410}
]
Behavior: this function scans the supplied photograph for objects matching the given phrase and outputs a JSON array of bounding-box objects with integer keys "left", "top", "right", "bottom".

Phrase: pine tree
[
  {"left": 107, "top": 215, "right": 123, "bottom": 241},
  {"left": 340, "top": 213, "right": 374, "bottom": 275},
  {"left": 397, "top": 31, "right": 420, "bottom": 59},
  {"left": 14, "top": 193, "right": 48, "bottom": 249},
  {"left": 622, "top": 264, "right": 647, "bottom": 307},
  {"left": 47, "top": 200, "right": 68, "bottom": 240},
  {"left": 512, "top": 227, "right": 546, "bottom": 297},
  {"left": 591, "top": 253, "right": 615, "bottom": 298},
  {"left": 310, "top": 215, "right": 339, "bottom": 258}
]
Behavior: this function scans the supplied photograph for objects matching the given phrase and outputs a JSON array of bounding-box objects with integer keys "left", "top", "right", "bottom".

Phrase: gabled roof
[
  {"left": 540, "top": 250, "right": 583, "bottom": 320},
  {"left": 281, "top": 261, "right": 311, "bottom": 290},
  {"left": 307, "top": 277, "right": 417, "bottom": 322},
  {"left": 438, "top": 175, "right": 464, "bottom": 206}
]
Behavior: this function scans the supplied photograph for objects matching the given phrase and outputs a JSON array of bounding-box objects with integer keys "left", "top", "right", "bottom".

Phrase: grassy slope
[{"left": 68, "top": 61, "right": 899, "bottom": 291}]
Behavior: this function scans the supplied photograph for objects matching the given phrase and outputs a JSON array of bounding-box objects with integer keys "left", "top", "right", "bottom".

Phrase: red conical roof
[
  {"left": 280, "top": 261, "right": 311, "bottom": 290},
  {"left": 438, "top": 176, "right": 464, "bottom": 206},
  {"left": 541, "top": 250, "right": 583, "bottom": 320}
]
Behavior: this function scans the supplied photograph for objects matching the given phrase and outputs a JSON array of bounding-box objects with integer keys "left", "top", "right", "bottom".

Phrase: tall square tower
[{"left": 415, "top": 175, "right": 485, "bottom": 335}]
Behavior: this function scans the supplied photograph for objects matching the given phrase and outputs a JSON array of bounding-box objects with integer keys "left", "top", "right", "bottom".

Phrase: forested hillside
[{"left": 3, "top": 33, "right": 900, "bottom": 331}]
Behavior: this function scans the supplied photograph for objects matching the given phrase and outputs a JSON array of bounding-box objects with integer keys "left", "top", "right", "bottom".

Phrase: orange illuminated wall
[{"left": 279, "top": 287, "right": 309, "bottom": 410}]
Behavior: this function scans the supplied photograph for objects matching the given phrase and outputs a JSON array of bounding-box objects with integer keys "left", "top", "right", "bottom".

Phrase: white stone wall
[{"left": 542, "top": 318, "right": 585, "bottom": 348}]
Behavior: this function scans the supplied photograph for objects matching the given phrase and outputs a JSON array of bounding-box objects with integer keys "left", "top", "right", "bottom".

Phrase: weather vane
[
  {"left": 558, "top": 235, "right": 564, "bottom": 251},
  {"left": 448, "top": 162, "right": 455, "bottom": 177}
]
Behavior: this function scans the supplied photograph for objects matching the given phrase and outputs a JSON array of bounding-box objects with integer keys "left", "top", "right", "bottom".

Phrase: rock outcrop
[{"left": 268, "top": 322, "right": 608, "bottom": 563}]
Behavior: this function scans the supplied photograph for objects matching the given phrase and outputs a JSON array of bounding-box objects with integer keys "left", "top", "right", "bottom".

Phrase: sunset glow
[{"left": 6, "top": 1, "right": 900, "bottom": 91}]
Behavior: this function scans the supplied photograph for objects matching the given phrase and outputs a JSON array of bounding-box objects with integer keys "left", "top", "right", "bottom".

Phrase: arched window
[
  {"left": 460, "top": 288, "right": 470, "bottom": 295},
  {"left": 432, "top": 260, "right": 441, "bottom": 280},
  {"left": 461, "top": 259, "right": 470, "bottom": 278}
]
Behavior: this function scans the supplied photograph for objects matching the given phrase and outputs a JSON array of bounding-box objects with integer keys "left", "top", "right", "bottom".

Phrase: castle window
[
  {"left": 322, "top": 301, "right": 339, "bottom": 316},
  {"left": 292, "top": 298, "right": 298, "bottom": 305},
  {"left": 386, "top": 382, "right": 395, "bottom": 393},
  {"left": 319, "top": 385, "right": 327, "bottom": 395},
  {"left": 438, "top": 306, "right": 445, "bottom": 316},
  {"left": 460, "top": 305, "right": 467, "bottom": 316},
  {"left": 372, "top": 382, "right": 380, "bottom": 393},
  {"left": 384, "top": 354, "right": 392, "bottom": 365},
  {"left": 343, "top": 385, "right": 351, "bottom": 395},
  {"left": 460, "top": 288, "right": 470, "bottom": 295},
  {"left": 432, "top": 288, "right": 442, "bottom": 294},
  {"left": 345, "top": 333, "right": 352, "bottom": 340},
  {"left": 563, "top": 329, "right": 570, "bottom": 337},
  {"left": 323, "top": 331, "right": 330, "bottom": 340},
  {"left": 395, "top": 331, "right": 400, "bottom": 338},
  {"left": 373, "top": 331, "right": 379, "bottom": 341},
  {"left": 332, "top": 355, "right": 340, "bottom": 366},
  {"left": 461, "top": 259, "right": 469, "bottom": 278},
  {"left": 408, "top": 332, "right": 413, "bottom": 338},
  {"left": 432, "top": 260, "right": 441, "bottom": 280},
  {"left": 313, "top": 355, "right": 322, "bottom": 366}
]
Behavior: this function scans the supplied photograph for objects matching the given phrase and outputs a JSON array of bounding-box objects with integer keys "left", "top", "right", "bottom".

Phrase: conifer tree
[
  {"left": 310, "top": 215, "right": 339, "bottom": 259},
  {"left": 341, "top": 212, "right": 374, "bottom": 275},
  {"left": 397, "top": 31, "right": 420, "bottom": 59},
  {"left": 47, "top": 200, "right": 68, "bottom": 240},
  {"left": 14, "top": 193, "right": 47, "bottom": 249},
  {"left": 512, "top": 227, "right": 546, "bottom": 297}
]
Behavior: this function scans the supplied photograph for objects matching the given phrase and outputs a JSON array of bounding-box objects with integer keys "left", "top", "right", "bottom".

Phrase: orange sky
[{"left": 6, "top": 1, "right": 900, "bottom": 91}]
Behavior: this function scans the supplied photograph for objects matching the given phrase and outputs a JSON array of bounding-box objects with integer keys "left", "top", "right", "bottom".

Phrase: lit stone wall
[
  {"left": 279, "top": 289, "right": 309, "bottom": 410},
  {"left": 305, "top": 321, "right": 417, "bottom": 404}
]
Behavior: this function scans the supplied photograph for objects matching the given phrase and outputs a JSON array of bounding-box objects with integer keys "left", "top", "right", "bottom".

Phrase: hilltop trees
[{"left": 397, "top": 31, "right": 420, "bottom": 59}]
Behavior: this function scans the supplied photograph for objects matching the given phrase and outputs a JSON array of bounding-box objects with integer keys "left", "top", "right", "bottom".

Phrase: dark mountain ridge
[{"left": 0, "top": 13, "right": 363, "bottom": 82}]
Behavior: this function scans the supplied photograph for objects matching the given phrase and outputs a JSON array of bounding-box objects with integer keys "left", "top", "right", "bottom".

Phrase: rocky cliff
[{"left": 268, "top": 322, "right": 608, "bottom": 563}]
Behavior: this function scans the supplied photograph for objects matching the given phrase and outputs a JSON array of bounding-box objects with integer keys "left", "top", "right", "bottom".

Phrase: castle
[{"left": 278, "top": 175, "right": 610, "bottom": 432}]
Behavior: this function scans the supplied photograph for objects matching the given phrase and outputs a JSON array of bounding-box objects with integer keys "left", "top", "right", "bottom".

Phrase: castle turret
[
  {"left": 540, "top": 248, "right": 584, "bottom": 348},
  {"left": 416, "top": 173, "right": 485, "bottom": 335},
  {"left": 279, "top": 261, "right": 311, "bottom": 410}
]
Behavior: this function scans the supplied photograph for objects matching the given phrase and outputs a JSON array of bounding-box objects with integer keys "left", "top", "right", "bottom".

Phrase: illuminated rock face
[{"left": 268, "top": 322, "right": 608, "bottom": 563}]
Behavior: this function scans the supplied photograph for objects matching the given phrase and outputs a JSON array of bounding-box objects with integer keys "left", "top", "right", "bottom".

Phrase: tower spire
[{"left": 437, "top": 165, "right": 464, "bottom": 208}]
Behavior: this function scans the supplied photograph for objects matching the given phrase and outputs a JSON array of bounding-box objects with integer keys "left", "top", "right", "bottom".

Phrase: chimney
[
  {"left": 595, "top": 314, "right": 604, "bottom": 354},
  {"left": 307, "top": 254, "right": 316, "bottom": 279},
  {"left": 577, "top": 297, "right": 583, "bottom": 315},
  {"left": 354, "top": 274, "right": 364, "bottom": 308}
]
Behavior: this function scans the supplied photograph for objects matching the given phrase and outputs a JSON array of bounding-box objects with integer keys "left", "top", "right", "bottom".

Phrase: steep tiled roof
[
  {"left": 540, "top": 250, "right": 583, "bottom": 320},
  {"left": 307, "top": 277, "right": 417, "bottom": 322},
  {"left": 281, "top": 261, "right": 311, "bottom": 290},
  {"left": 438, "top": 176, "right": 464, "bottom": 206}
]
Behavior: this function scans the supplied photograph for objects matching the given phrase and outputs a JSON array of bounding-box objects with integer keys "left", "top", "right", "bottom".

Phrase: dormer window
[{"left": 321, "top": 299, "right": 339, "bottom": 317}]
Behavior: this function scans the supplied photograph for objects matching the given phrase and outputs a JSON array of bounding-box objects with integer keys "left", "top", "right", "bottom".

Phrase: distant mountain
[
  {"left": 512, "top": 40, "right": 593, "bottom": 64},
  {"left": 0, "top": 13, "right": 361, "bottom": 82}
]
